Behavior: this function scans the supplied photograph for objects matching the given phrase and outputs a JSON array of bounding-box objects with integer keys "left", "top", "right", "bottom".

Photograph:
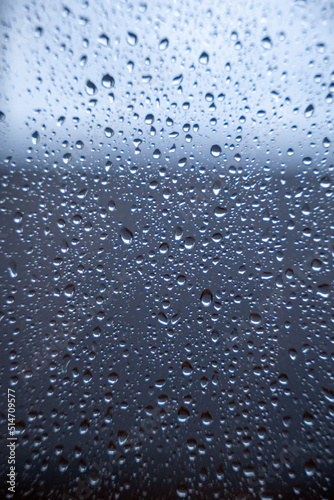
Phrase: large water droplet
[
  {"left": 127, "top": 32, "right": 138, "bottom": 46},
  {"left": 304, "top": 104, "right": 314, "bottom": 117},
  {"left": 102, "top": 74, "right": 114, "bottom": 88},
  {"left": 210, "top": 145, "right": 221, "bottom": 157},
  {"left": 199, "top": 51, "right": 209, "bottom": 64},
  {"left": 201, "top": 289, "right": 212, "bottom": 307},
  {"left": 159, "top": 38, "right": 169, "bottom": 50},
  {"left": 261, "top": 36, "right": 272, "bottom": 49},
  {"left": 120, "top": 227, "right": 133, "bottom": 245},
  {"left": 85, "top": 80, "right": 97, "bottom": 95},
  {"left": 201, "top": 411, "right": 213, "bottom": 425}
]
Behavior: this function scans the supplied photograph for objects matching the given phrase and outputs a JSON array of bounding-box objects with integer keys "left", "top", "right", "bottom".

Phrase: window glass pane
[{"left": 1, "top": 1, "right": 334, "bottom": 498}]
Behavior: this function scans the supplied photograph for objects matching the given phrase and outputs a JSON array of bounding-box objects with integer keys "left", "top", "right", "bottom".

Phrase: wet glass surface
[{"left": 1, "top": 1, "right": 334, "bottom": 499}]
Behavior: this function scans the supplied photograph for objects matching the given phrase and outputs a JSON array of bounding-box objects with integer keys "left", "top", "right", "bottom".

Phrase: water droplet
[
  {"left": 145, "top": 114, "right": 154, "bottom": 124},
  {"left": 159, "top": 242, "right": 169, "bottom": 254},
  {"left": 172, "top": 74, "right": 183, "bottom": 85},
  {"left": 127, "top": 32, "right": 138, "bottom": 46},
  {"left": 317, "top": 283, "right": 330, "bottom": 298},
  {"left": 323, "top": 137, "right": 331, "bottom": 148},
  {"left": 177, "top": 407, "right": 190, "bottom": 423},
  {"left": 210, "top": 145, "right": 221, "bottom": 157},
  {"left": 201, "top": 289, "right": 212, "bottom": 307},
  {"left": 249, "top": 313, "right": 262, "bottom": 325},
  {"left": 79, "top": 419, "right": 90, "bottom": 434},
  {"left": 158, "top": 312, "right": 168, "bottom": 325},
  {"left": 85, "top": 80, "right": 97, "bottom": 95},
  {"left": 320, "top": 176, "right": 331, "bottom": 188},
  {"left": 184, "top": 236, "right": 195, "bottom": 249},
  {"left": 13, "top": 211, "right": 23, "bottom": 223},
  {"left": 7, "top": 260, "right": 17, "bottom": 278},
  {"left": 303, "top": 411, "right": 314, "bottom": 426},
  {"left": 212, "top": 181, "right": 221, "bottom": 195},
  {"left": 304, "top": 459, "right": 316, "bottom": 477},
  {"left": 108, "top": 200, "right": 116, "bottom": 211},
  {"left": 105, "top": 127, "right": 114, "bottom": 138},
  {"left": 199, "top": 51, "right": 209, "bottom": 64},
  {"left": 176, "top": 483, "right": 188, "bottom": 498},
  {"left": 32, "top": 131, "right": 40, "bottom": 144},
  {"left": 304, "top": 104, "right": 314, "bottom": 118},
  {"left": 58, "top": 456, "right": 69, "bottom": 472},
  {"left": 120, "top": 227, "right": 133, "bottom": 245},
  {"left": 117, "top": 430, "right": 128, "bottom": 445},
  {"left": 201, "top": 411, "right": 213, "bottom": 425},
  {"left": 182, "top": 361, "right": 193, "bottom": 376},
  {"left": 98, "top": 33, "right": 109, "bottom": 46},
  {"left": 175, "top": 227, "right": 183, "bottom": 241},
  {"left": 311, "top": 259, "right": 322, "bottom": 271},
  {"left": 64, "top": 284, "right": 75, "bottom": 298},
  {"left": 261, "top": 36, "right": 272, "bottom": 49},
  {"left": 159, "top": 38, "right": 169, "bottom": 51},
  {"left": 83, "top": 370, "right": 92, "bottom": 384},
  {"left": 102, "top": 74, "right": 115, "bottom": 88},
  {"left": 108, "top": 372, "right": 119, "bottom": 385}
]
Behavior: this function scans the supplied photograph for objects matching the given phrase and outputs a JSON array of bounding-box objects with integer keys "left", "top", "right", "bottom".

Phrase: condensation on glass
[{"left": 0, "top": 0, "right": 333, "bottom": 499}]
